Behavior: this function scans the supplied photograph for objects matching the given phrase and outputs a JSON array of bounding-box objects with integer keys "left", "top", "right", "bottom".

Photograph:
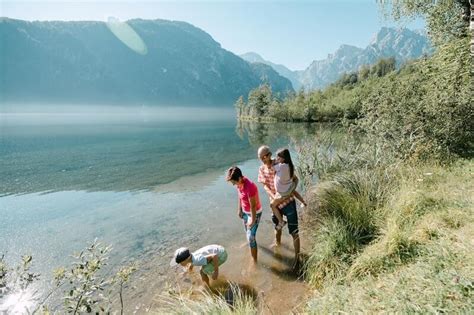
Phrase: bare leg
[
  {"left": 250, "top": 247, "right": 258, "bottom": 262},
  {"left": 292, "top": 190, "right": 307, "bottom": 206},
  {"left": 275, "top": 228, "right": 282, "bottom": 246},
  {"left": 200, "top": 269, "right": 210, "bottom": 287},
  {"left": 270, "top": 198, "right": 285, "bottom": 224}
]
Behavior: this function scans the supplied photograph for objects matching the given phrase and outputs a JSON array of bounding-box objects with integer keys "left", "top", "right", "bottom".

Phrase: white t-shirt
[
  {"left": 273, "top": 163, "right": 293, "bottom": 193},
  {"left": 191, "top": 245, "right": 226, "bottom": 266}
]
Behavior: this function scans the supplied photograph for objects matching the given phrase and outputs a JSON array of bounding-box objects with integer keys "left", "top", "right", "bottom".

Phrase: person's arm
[
  {"left": 263, "top": 184, "right": 276, "bottom": 201},
  {"left": 206, "top": 255, "right": 219, "bottom": 280},
  {"left": 292, "top": 174, "right": 299, "bottom": 186},
  {"left": 237, "top": 198, "right": 243, "bottom": 218},
  {"left": 247, "top": 195, "right": 257, "bottom": 228}
]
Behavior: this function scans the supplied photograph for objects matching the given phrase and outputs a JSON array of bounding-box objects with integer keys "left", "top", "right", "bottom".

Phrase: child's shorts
[{"left": 201, "top": 250, "right": 228, "bottom": 275}]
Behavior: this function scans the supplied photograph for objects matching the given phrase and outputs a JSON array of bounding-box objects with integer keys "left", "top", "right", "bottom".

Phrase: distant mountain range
[
  {"left": 240, "top": 52, "right": 301, "bottom": 91},
  {"left": 0, "top": 18, "right": 293, "bottom": 106},
  {"left": 241, "top": 27, "right": 432, "bottom": 90}
]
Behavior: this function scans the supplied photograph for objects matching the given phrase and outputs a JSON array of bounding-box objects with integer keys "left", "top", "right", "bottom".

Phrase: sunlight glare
[{"left": 106, "top": 16, "right": 148, "bottom": 55}]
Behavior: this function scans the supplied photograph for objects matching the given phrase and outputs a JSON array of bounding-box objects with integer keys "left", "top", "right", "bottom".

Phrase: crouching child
[{"left": 170, "top": 244, "right": 228, "bottom": 286}]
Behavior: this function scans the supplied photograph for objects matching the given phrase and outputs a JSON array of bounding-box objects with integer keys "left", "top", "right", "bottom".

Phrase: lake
[{"left": 0, "top": 108, "right": 324, "bottom": 313}]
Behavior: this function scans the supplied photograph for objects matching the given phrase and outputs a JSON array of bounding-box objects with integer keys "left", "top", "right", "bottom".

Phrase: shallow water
[{"left": 0, "top": 113, "right": 321, "bottom": 313}]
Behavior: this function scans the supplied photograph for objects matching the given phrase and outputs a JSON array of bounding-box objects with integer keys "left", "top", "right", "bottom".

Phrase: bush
[
  {"left": 0, "top": 240, "right": 136, "bottom": 314},
  {"left": 358, "top": 38, "right": 472, "bottom": 160}
]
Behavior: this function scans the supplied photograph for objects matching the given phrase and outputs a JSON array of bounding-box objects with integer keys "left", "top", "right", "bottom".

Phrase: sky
[{"left": 1, "top": 0, "right": 425, "bottom": 70}]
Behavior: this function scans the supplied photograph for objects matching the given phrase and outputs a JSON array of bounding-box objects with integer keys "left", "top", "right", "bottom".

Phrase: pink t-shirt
[{"left": 237, "top": 177, "right": 262, "bottom": 214}]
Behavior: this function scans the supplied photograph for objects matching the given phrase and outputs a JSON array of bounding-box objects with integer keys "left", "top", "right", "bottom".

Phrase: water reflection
[
  {"left": 1, "top": 119, "right": 334, "bottom": 196},
  {"left": 1, "top": 121, "right": 254, "bottom": 196},
  {"left": 236, "top": 120, "right": 323, "bottom": 147}
]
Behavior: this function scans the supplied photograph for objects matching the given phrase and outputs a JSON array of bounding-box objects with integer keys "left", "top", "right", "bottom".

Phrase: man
[{"left": 257, "top": 145, "right": 301, "bottom": 269}]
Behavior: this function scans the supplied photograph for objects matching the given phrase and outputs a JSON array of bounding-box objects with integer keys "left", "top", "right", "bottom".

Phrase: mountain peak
[
  {"left": 370, "top": 27, "right": 424, "bottom": 45},
  {"left": 333, "top": 44, "right": 363, "bottom": 56},
  {"left": 300, "top": 27, "right": 432, "bottom": 90},
  {"left": 240, "top": 52, "right": 266, "bottom": 63},
  {"left": 1, "top": 18, "right": 293, "bottom": 105}
]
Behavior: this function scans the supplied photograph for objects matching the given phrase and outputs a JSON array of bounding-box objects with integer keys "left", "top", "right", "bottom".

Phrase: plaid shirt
[{"left": 258, "top": 163, "right": 294, "bottom": 209}]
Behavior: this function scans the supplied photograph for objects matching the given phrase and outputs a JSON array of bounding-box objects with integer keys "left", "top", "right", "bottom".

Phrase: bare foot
[{"left": 269, "top": 242, "right": 281, "bottom": 249}]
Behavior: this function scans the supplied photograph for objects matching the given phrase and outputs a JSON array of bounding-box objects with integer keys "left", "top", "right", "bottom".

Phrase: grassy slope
[{"left": 304, "top": 160, "right": 473, "bottom": 313}]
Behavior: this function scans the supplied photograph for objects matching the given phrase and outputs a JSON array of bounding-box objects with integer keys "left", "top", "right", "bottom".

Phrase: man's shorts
[
  {"left": 272, "top": 200, "right": 298, "bottom": 235},
  {"left": 201, "top": 250, "right": 228, "bottom": 275},
  {"left": 242, "top": 212, "right": 262, "bottom": 248}
]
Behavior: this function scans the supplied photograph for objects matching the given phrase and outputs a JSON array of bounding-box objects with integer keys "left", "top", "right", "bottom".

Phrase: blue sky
[{"left": 2, "top": 0, "right": 425, "bottom": 70}]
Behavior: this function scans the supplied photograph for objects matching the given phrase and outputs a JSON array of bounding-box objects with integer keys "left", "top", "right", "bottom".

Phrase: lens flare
[
  {"left": 0, "top": 288, "right": 38, "bottom": 314},
  {"left": 106, "top": 17, "right": 148, "bottom": 55}
]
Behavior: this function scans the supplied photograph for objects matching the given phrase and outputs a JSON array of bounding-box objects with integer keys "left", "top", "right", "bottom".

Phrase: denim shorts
[
  {"left": 242, "top": 212, "right": 262, "bottom": 248},
  {"left": 271, "top": 200, "right": 299, "bottom": 235}
]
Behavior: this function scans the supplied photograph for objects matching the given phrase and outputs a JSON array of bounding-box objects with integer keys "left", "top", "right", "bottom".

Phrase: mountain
[
  {"left": 240, "top": 52, "right": 301, "bottom": 90},
  {"left": 0, "top": 18, "right": 293, "bottom": 106},
  {"left": 298, "top": 27, "right": 433, "bottom": 90},
  {"left": 241, "top": 27, "right": 432, "bottom": 91}
]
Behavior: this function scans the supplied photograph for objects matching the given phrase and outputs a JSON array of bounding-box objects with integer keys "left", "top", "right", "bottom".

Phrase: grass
[
  {"left": 303, "top": 159, "right": 473, "bottom": 313},
  {"left": 303, "top": 167, "right": 396, "bottom": 288},
  {"left": 155, "top": 283, "right": 258, "bottom": 315}
]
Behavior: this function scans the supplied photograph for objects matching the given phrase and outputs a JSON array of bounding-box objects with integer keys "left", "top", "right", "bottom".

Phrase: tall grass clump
[
  {"left": 303, "top": 165, "right": 397, "bottom": 287},
  {"left": 157, "top": 283, "right": 258, "bottom": 315},
  {"left": 293, "top": 128, "right": 398, "bottom": 191}
]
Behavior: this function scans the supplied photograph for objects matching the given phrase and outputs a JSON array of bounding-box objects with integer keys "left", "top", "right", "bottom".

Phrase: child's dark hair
[
  {"left": 276, "top": 148, "right": 294, "bottom": 178},
  {"left": 226, "top": 166, "right": 243, "bottom": 182}
]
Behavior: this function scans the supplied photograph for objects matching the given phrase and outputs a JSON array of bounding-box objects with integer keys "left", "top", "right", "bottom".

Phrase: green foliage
[
  {"left": 59, "top": 240, "right": 112, "bottom": 314},
  {"left": 304, "top": 158, "right": 474, "bottom": 313},
  {"left": 238, "top": 35, "right": 471, "bottom": 161},
  {"left": 358, "top": 38, "right": 472, "bottom": 159},
  {"left": 0, "top": 254, "right": 40, "bottom": 307},
  {"left": 304, "top": 167, "right": 396, "bottom": 287},
  {"left": 236, "top": 56, "right": 398, "bottom": 124},
  {"left": 235, "top": 83, "right": 277, "bottom": 121},
  {"left": 293, "top": 129, "right": 396, "bottom": 190},
  {"left": 334, "top": 57, "right": 396, "bottom": 88},
  {"left": 0, "top": 240, "right": 136, "bottom": 314}
]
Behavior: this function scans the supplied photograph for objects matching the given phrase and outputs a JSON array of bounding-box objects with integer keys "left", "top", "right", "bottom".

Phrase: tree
[
  {"left": 247, "top": 84, "right": 273, "bottom": 118},
  {"left": 234, "top": 96, "right": 245, "bottom": 118},
  {"left": 471, "top": 1, "right": 474, "bottom": 58}
]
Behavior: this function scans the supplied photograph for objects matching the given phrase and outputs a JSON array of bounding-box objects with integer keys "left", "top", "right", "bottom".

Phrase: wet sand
[{"left": 127, "top": 217, "right": 311, "bottom": 314}]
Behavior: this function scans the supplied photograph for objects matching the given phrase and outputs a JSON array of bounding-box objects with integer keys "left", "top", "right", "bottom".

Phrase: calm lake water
[{"left": 0, "top": 109, "right": 325, "bottom": 313}]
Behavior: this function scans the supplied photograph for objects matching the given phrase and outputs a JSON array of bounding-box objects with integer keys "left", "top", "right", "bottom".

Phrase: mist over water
[{"left": 0, "top": 105, "right": 236, "bottom": 125}]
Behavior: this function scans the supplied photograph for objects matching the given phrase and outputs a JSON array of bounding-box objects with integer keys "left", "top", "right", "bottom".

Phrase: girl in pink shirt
[{"left": 226, "top": 166, "right": 262, "bottom": 262}]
